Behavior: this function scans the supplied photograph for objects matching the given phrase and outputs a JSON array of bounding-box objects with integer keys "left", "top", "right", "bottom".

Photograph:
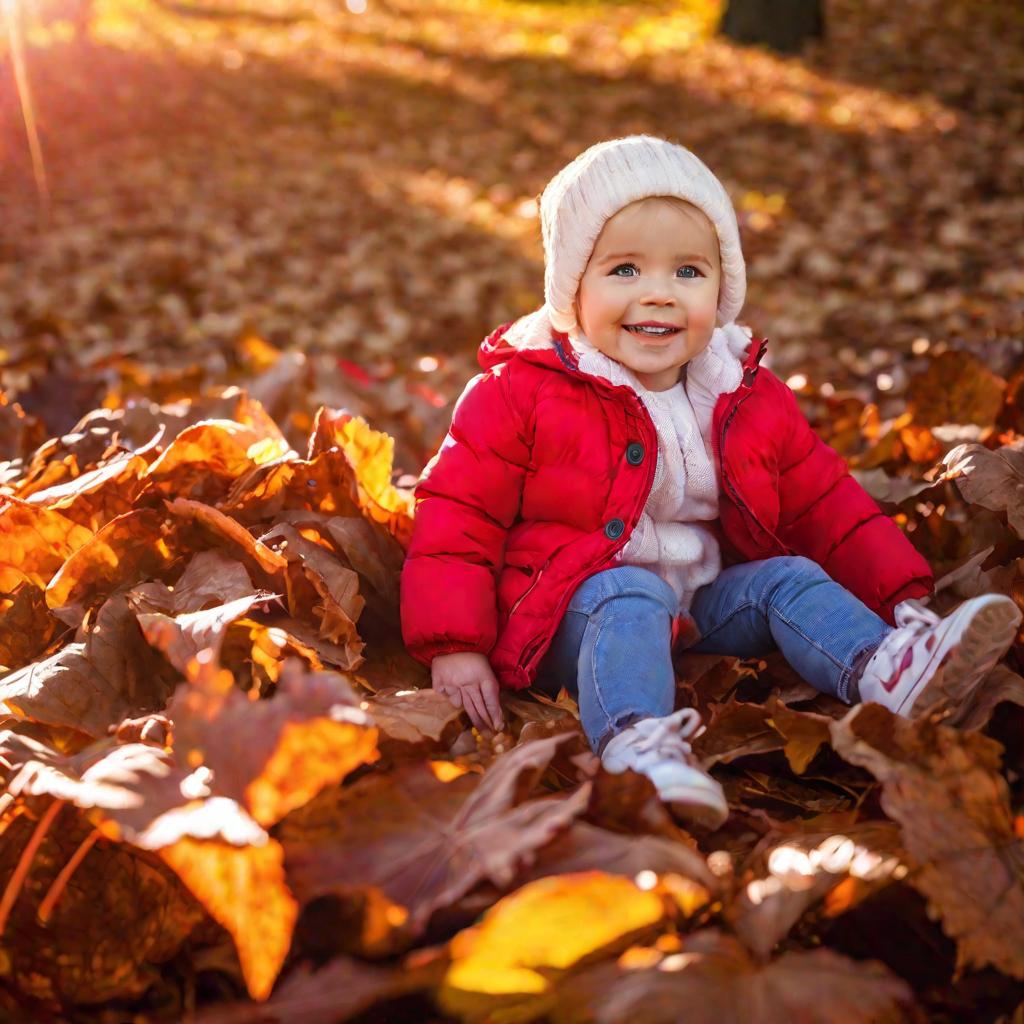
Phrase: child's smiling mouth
[{"left": 623, "top": 324, "right": 682, "bottom": 344}]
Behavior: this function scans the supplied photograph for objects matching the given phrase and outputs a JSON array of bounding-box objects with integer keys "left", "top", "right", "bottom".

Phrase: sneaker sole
[
  {"left": 661, "top": 786, "right": 729, "bottom": 830},
  {"left": 899, "top": 597, "right": 1022, "bottom": 716}
]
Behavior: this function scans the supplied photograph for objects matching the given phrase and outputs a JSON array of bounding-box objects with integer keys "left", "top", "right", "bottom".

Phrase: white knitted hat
[{"left": 504, "top": 135, "right": 746, "bottom": 349}]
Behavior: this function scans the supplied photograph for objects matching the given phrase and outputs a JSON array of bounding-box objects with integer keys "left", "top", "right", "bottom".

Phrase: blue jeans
[{"left": 534, "top": 557, "right": 892, "bottom": 754}]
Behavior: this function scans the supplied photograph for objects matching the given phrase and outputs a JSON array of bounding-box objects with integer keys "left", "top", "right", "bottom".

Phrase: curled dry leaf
[
  {"left": 135, "top": 593, "right": 276, "bottom": 678},
  {"left": 140, "top": 419, "right": 292, "bottom": 504},
  {"left": 308, "top": 409, "right": 414, "bottom": 548},
  {"left": 830, "top": 703, "right": 1024, "bottom": 979},
  {"left": 363, "top": 686, "right": 465, "bottom": 749},
  {"left": 45, "top": 508, "right": 178, "bottom": 627},
  {"left": 259, "top": 522, "right": 364, "bottom": 657},
  {"left": 942, "top": 439, "right": 1024, "bottom": 539},
  {"left": 0, "top": 592, "right": 179, "bottom": 738}
]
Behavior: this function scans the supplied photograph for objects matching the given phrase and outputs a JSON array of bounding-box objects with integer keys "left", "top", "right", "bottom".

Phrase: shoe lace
[
  {"left": 868, "top": 598, "right": 941, "bottom": 681},
  {"left": 632, "top": 708, "right": 705, "bottom": 765}
]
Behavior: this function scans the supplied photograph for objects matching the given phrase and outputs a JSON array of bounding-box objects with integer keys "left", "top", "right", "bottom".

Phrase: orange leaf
[{"left": 161, "top": 837, "right": 297, "bottom": 1001}]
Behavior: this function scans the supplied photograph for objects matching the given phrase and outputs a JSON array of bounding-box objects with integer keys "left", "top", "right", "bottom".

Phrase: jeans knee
[
  {"left": 569, "top": 565, "right": 677, "bottom": 617},
  {"left": 757, "top": 555, "right": 828, "bottom": 604}
]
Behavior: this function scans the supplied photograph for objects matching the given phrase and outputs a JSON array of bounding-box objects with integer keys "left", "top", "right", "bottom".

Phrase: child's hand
[{"left": 431, "top": 652, "right": 505, "bottom": 732}]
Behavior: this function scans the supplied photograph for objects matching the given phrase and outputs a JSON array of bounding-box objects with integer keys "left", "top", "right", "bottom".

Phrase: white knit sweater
[{"left": 569, "top": 324, "right": 750, "bottom": 614}]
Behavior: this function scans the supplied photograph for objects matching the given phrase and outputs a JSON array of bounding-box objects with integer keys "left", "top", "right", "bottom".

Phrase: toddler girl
[{"left": 400, "top": 135, "right": 1021, "bottom": 829}]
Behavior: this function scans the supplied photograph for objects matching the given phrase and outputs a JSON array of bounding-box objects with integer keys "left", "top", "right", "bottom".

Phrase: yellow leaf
[
  {"left": 442, "top": 871, "right": 666, "bottom": 1014},
  {"left": 161, "top": 837, "right": 297, "bottom": 1001}
]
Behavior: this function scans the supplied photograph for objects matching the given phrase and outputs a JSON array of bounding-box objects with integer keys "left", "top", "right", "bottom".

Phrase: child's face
[{"left": 573, "top": 197, "right": 722, "bottom": 391}]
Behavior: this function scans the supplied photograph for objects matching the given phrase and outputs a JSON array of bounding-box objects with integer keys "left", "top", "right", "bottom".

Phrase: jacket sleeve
[
  {"left": 400, "top": 365, "right": 531, "bottom": 665},
  {"left": 772, "top": 380, "right": 934, "bottom": 625}
]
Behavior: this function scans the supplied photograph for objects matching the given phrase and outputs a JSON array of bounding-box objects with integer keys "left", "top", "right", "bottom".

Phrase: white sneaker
[
  {"left": 857, "top": 595, "right": 1021, "bottom": 717},
  {"left": 600, "top": 708, "right": 729, "bottom": 829}
]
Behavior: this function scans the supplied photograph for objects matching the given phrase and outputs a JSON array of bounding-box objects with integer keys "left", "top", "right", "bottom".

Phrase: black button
[
  {"left": 626, "top": 442, "right": 645, "bottom": 465},
  {"left": 604, "top": 518, "right": 625, "bottom": 540}
]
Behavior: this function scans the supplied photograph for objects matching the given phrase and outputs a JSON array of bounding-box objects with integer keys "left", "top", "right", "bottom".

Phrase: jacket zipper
[
  {"left": 508, "top": 555, "right": 552, "bottom": 617},
  {"left": 715, "top": 384, "right": 795, "bottom": 556}
]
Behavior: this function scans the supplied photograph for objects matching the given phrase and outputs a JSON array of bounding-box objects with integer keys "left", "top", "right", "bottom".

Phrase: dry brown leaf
[
  {"left": 831, "top": 704, "right": 1024, "bottom": 978},
  {"left": 907, "top": 350, "right": 1006, "bottom": 429},
  {"left": 45, "top": 508, "right": 177, "bottom": 627},
  {"left": 259, "top": 522, "right": 364, "bottom": 656},
  {"left": 551, "top": 930, "right": 914, "bottom": 1024},
  {"left": 765, "top": 698, "right": 833, "bottom": 774},
  {"left": 693, "top": 700, "right": 784, "bottom": 769},
  {"left": 0, "top": 593, "right": 178, "bottom": 738},
  {"left": 135, "top": 594, "right": 275, "bottom": 678},
  {"left": 167, "top": 660, "right": 378, "bottom": 827},
  {"left": 281, "top": 734, "right": 590, "bottom": 932},
  {"left": 0, "top": 809, "right": 204, "bottom": 1006},
  {"left": 363, "top": 686, "right": 465, "bottom": 749},
  {"left": 942, "top": 439, "right": 1024, "bottom": 539}
]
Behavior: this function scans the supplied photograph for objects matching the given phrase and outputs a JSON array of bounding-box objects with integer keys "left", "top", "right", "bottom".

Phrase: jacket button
[
  {"left": 626, "top": 442, "right": 645, "bottom": 465},
  {"left": 604, "top": 518, "right": 625, "bottom": 540}
]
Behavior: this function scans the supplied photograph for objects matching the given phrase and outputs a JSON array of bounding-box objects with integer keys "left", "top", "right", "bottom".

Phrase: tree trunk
[{"left": 719, "top": 0, "right": 825, "bottom": 54}]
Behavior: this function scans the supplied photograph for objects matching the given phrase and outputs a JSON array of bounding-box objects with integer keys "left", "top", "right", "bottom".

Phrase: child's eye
[{"left": 610, "top": 263, "right": 703, "bottom": 278}]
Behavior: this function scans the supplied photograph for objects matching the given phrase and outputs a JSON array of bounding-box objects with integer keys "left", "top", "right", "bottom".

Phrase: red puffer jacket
[{"left": 401, "top": 322, "right": 934, "bottom": 691}]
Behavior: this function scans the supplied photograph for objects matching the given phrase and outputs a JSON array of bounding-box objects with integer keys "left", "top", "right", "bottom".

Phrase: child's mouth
[{"left": 624, "top": 325, "right": 681, "bottom": 342}]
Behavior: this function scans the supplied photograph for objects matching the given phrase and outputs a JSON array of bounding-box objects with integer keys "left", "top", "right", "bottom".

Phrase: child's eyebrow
[{"left": 598, "top": 251, "right": 714, "bottom": 265}]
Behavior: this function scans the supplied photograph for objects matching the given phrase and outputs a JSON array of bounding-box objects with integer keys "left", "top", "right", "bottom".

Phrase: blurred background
[{"left": 1, "top": 0, "right": 1022, "bottom": 476}]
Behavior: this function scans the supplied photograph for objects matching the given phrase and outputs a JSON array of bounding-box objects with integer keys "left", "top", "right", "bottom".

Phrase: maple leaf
[
  {"left": 281, "top": 734, "right": 591, "bottom": 933},
  {"left": 831, "top": 703, "right": 1024, "bottom": 978},
  {"left": 167, "top": 659, "right": 378, "bottom": 828}
]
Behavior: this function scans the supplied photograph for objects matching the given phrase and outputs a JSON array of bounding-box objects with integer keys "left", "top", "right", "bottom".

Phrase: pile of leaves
[{"left": 1, "top": 338, "right": 1024, "bottom": 1022}]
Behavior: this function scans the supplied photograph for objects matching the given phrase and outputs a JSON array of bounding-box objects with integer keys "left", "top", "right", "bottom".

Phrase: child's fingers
[
  {"left": 439, "top": 685, "right": 463, "bottom": 709},
  {"left": 481, "top": 679, "right": 504, "bottom": 731},
  {"left": 461, "top": 686, "right": 490, "bottom": 732}
]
